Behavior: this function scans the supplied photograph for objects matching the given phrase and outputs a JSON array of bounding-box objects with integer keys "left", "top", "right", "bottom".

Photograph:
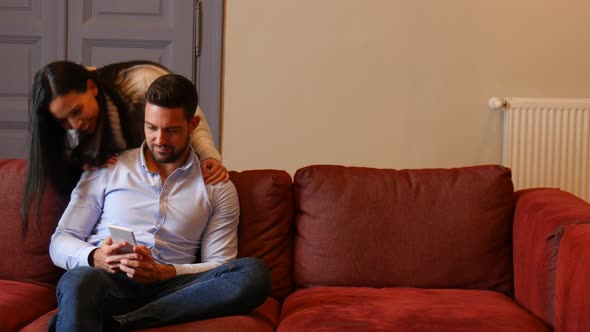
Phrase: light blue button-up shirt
[{"left": 49, "top": 144, "right": 239, "bottom": 275}]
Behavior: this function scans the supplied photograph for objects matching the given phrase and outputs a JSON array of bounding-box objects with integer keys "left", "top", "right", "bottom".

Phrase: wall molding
[{"left": 0, "top": 121, "right": 28, "bottom": 130}]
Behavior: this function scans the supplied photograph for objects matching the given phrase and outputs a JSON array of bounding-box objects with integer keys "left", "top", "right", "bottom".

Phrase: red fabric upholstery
[
  {"left": 513, "top": 188, "right": 590, "bottom": 327},
  {"left": 22, "top": 298, "right": 281, "bottom": 332},
  {"left": 135, "top": 298, "right": 280, "bottom": 332},
  {"left": 230, "top": 170, "right": 294, "bottom": 299},
  {"left": 0, "top": 159, "right": 68, "bottom": 284},
  {"left": 19, "top": 309, "right": 57, "bottom": 332},
  {"left": 278, "top": 287, "right": 549, "bottom": 332},
  {"left": 0, "top": 280, "right": 56, "bottom": 331},
  {"left": 6, "top": 160, "right": 589, "bottom": 331},
  {"left": 554, "top": 224, "right": 590, "bottom": 332},
  {"left": 293, "top": 165, "right": 515, "bottom": 293}
]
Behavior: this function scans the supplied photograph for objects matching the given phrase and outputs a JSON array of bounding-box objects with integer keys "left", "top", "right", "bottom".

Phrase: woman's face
[{"left": 48, "top": 79, "right": 99, "bottom": 135}]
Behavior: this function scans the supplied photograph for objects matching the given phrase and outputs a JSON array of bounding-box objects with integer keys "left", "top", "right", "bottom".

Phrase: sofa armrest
[
  {"left": 555, "top": 224, "right": 590, "bottom": 331},
  {"left": 513, "top": 188, "right": 590, "bottom": 327}
]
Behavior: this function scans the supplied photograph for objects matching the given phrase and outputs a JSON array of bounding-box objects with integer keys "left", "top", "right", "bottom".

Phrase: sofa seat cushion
[
  {"left": 21, "top": 297, "right": 281, "bottom": 332},
  {"left": 277, "top": 287, "right": 549, "bottom": 332},
  {"left": 0, "top": 280, "right": 56, "bottom": 332}
]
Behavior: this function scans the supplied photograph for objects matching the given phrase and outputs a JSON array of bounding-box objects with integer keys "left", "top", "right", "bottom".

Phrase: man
[{"left": 49, "top": 74, "right": 271, "bottom": 331}]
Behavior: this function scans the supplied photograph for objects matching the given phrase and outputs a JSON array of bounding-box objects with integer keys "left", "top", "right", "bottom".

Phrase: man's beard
[{"left": 149, "top": 138, "right": 190, "bottom": 164}]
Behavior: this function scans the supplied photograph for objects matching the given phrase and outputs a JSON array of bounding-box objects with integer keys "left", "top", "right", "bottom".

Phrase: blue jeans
[{"left": 54, "top": 257, "right": 271, "bottom": 331}]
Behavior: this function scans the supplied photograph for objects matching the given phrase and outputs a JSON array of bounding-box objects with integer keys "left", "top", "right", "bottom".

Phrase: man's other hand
[
  {"left": 119, "top": 245, "right": 176, "bottom": 283},
  {"left": 92, "top": 237, "right": 139, "bottom": 273}
]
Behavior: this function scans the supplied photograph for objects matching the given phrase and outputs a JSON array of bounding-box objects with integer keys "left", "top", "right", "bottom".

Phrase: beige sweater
[{"left": 89, "top": 64, "right": 221, "bottom": 162}]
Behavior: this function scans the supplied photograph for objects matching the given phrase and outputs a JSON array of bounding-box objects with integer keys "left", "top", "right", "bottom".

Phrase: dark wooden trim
[{"left": 195, "top": 0, "right": 223, "bottom": 150}]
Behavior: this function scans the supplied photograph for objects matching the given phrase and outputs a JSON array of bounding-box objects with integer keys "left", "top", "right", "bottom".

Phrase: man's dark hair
[{"left": 145, "top": 74, "right": 198, "bottom": 121}]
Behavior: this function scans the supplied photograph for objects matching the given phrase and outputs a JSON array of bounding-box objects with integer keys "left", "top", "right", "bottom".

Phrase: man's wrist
[
  {"left": 88, "top": 248, "right": 98, "bottom": 267},
  {"left": 163, "top": 264, "right": 176, "bottom": 280}
]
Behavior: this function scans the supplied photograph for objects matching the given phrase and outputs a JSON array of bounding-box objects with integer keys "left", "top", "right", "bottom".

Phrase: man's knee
[
  {"left": 57, "top": 267, "right": 106, "bottom": 296},
  {"left": 235, "top": 257, "right": 272, "bottom": 295},
  {"left": 236, "top": 257, "right": 269, "bottom": 276}
]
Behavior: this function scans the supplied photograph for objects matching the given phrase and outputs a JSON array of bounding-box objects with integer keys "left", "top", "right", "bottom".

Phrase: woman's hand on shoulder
[{"left": 201, "top": 158, "right": 229, "bottom": 185}]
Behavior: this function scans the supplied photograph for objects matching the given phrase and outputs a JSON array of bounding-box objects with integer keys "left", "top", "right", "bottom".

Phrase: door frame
[{"left": 195, "top": 0, "right": 224, "bottom": 151}]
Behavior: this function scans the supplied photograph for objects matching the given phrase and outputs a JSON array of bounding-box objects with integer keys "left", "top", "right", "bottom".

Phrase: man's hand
[
  {"left": 119, "top": 245, "right": 176, "bottom": 283},
  {"left": 201, "top": 158, "right": 229, "bottom": 185},
  {"left": 91, "top": 237, "right": 139, "bottom": 273}
]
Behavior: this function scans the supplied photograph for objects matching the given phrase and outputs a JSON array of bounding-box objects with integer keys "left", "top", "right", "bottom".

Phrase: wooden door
[
  {"left": 67, "top": 0, "right": 195, "bottom": 79},
  {"left": 0, "top": 0, "right": 63, "bottom": 158},
  {"left": 0, "top": 1, "right": 213, "bottom": 158}
]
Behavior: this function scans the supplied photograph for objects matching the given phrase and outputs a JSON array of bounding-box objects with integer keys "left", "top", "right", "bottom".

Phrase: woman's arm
[
  {"left": 191, "top": 106, "right": 221, "bottom": 161},
  {"left": 116, "top": 63, "right": 228, "bottom": 183},
  {"left": 120, "top": 64, "right": 222, "bottom": 161},
  {"left": 191, "top": 107, "right": 229, "bottom": 184}
]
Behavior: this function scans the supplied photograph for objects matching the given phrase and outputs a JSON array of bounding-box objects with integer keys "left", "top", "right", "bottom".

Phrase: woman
[{"left": 22, "top": 60, "right": 228, "bottom": 235}]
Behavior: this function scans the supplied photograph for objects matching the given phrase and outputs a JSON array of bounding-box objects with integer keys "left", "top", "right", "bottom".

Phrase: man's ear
[
  {"left": 189, "top": 116, "right": 200, "bottom": 131},
  {"left": 86, "top": 79, "right": 98, "bottom": 97}
]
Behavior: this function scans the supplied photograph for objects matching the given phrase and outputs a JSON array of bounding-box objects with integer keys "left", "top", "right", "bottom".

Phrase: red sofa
[{"left": 1, "top": 159, "right": 589, "bottom": 331}]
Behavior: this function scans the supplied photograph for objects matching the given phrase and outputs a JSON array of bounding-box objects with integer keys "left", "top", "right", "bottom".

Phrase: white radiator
[{"left": 493, "top": 98, "right": 590, "bottom": 201}]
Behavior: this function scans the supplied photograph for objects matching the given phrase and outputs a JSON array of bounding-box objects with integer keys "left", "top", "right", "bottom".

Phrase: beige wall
[{"left": 221, "top": 0, "right": 590, "bottom": 174}]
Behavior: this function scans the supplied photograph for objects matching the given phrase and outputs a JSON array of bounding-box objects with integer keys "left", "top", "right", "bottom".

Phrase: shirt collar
[{"left": 139, "top": 141, "right": 197, "bottom": 174}]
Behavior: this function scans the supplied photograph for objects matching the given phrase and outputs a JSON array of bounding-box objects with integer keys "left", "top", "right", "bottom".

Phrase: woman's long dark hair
[{"left": 22, "top": 60, "right": 168, "bottom": 236}]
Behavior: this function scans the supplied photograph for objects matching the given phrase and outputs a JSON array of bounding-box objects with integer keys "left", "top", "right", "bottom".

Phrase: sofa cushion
[
  {"left": 278, "top": 287, "right": 549, "bottom": 332},
  {"left": 230, "top": 170, "right": 294, "bottom": 299},
  {"left": 293, "top": 165, "right": 515, "bottom": 293},
  {"left": 0, "top": 159, "right": 68, "bottom": 284},
  {"left": 0, "top": 280, "right": 56, "bottom": 332},
  {"left": 22, "top": 298, "right": 281, "bottom": 332}
]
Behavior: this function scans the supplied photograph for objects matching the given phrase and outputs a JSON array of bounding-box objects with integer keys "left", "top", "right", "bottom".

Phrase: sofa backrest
[
  {"left": 0, "top": 160, "right": 294, "bottom": 297},
  {"left": 0, "top": 159, "right": 68, "bottom": 285},
  {"left": 230, "top": 170, "right": 294, "bottom": 299},
  {"left": 293, "top": 165, "right": 515, "bottom": 294}
]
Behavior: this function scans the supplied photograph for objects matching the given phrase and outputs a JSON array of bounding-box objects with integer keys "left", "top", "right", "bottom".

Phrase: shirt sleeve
[
  {"left": 49, "top": 170, "right": 107, "bottom": 270},
  {"left": 190, "top": 106, "right": 222, "bottom": 161},
  {"left": 172, "top": 180, "right": 239, "bottom": 275}
]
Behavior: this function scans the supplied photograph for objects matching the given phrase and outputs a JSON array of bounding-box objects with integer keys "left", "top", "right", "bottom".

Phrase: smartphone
[{"left": 108, "top": 225, "right": 137, "bottom": 254}]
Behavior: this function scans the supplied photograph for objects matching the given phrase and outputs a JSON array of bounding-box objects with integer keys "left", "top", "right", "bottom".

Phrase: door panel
[
  {"left": 0, "top": 0, "right": 61, "bottom": 158},
  {"left": 67, "top": 0, "right": 194, "bottom": 79},
  {"left": 0, "top": 1, "right": 210, "bottom": 158},
  {"left": 195, "top": 0, "right": 223, "bottom": 149}
]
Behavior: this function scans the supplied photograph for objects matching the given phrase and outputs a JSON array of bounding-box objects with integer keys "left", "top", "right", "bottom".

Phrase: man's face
[{"left": 144, "top": 103, "right": 192, "bottom": 164}]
